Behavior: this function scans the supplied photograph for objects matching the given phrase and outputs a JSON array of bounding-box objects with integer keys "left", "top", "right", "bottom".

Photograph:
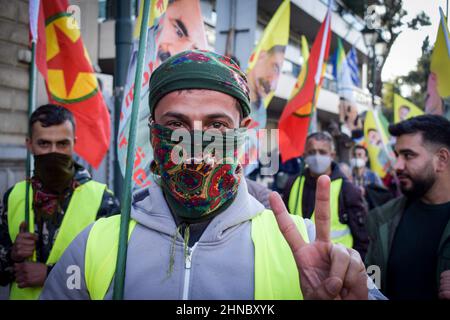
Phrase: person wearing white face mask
[
  {"left": 283, "top": 132, "right": 369, "bottom": 259},
  {"left": 351, "top": 145, "right": 383, "bottom": 192},
  {"left": 350, "top": 145, "right": 393, "bottom": 211}
]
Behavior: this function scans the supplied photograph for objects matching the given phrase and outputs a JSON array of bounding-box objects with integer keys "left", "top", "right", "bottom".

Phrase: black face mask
[{"left": 34, "top": 153, "right": 75, "bottom": 194}]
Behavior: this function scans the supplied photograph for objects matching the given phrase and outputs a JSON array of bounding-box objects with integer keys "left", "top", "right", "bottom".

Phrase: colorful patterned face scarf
[{"left": 150, "top": 123, "right": 246, "bottom": 222}]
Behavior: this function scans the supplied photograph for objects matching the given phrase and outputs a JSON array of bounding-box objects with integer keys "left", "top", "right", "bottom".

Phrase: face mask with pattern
[{"left": 150, "top": 123, "right": 246, "bottom": 222}]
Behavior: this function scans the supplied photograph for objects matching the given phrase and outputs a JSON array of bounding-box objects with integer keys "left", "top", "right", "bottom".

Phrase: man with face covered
[
  {"left": 283, "top": 132, "right": 369, "bottom": 259},
  {"left": 40, "top": 50, "right": 384, "bottom": 300},
  {"left": 0, "top": 105, "right": 120, "bottom": 299},
  {"left": 365, "top": 115, "right": 450, "bottom": 300}
]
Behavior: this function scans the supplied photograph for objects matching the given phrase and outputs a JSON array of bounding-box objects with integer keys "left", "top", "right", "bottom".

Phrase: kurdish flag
[
  {"left": 393, "top": 94, "right": 424, "bottom": 123},
  {"left": 35, "top": 0, "right": 110, "bottom": 168},
  {"left": 278, "top": 6, "right": 332, "bottom": 162}
]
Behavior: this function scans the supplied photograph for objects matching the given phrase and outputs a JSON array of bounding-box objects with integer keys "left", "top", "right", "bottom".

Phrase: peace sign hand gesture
[{"left": 269, "top": 175, "right": 368, "bottom": 300}]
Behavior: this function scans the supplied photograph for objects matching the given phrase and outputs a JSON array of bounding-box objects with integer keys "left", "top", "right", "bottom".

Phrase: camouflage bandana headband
[{"left": 148, "top": 50, "right": 251, "bottom": 118}]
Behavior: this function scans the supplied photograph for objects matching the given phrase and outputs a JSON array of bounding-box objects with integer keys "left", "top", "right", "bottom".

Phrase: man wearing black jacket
[{"left": 283, "top": 132, "right": 369, "bottom": 259}]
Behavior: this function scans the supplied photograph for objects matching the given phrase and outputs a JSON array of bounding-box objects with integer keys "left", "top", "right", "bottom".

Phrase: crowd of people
[{"left": 0, "top": 49, "right": 449, "bottom": 300}]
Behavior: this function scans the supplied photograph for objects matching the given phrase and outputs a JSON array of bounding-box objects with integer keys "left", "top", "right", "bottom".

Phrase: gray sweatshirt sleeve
[{"left": 39, "top": 224, "right": 94, "bottom": 300}]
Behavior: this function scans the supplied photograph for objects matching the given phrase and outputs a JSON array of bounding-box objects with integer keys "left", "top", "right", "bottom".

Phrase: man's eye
[
  {"left": 210, "top": 122, "right": 228, "bottom": 130},
  {"left": 57, "top": 141, "right": 69, "bottom": 147},
  {"left": 167, "top": 121, "right": 184, "bottom": 128},
  {"left": 38, "top": 141, "right": 50, "bottom": 147},
  {"left": 174, "top": 24, "right": 184, "bottom": 38}
]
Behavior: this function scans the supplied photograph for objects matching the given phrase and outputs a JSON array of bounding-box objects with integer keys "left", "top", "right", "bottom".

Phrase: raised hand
[
  {"left": 11, "top": 221, "right": 38, "bottom": 263},
  {"left": 269, "top": 175, "right": 368, "bottom": 300}
]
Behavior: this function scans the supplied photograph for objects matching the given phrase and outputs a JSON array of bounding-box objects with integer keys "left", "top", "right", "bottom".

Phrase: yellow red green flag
[{"left": 393, "top": 93, "right": 424, "bottom": 123}]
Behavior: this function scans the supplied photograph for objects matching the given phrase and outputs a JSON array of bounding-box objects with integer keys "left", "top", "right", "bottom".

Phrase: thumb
[
  {"left": 325, "top": 277, "right": 343, "bottom": 297},
  {"left": 19, "top": 221, "right": 28, "bottom": 233}
]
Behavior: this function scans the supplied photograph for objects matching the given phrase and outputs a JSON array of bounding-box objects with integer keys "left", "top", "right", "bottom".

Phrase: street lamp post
[
  {"left": 361, "top": 26, "right": 378, "bottom": 108},
  {"left": 362, "top": 26, "right": 388, "bottom": 110}
]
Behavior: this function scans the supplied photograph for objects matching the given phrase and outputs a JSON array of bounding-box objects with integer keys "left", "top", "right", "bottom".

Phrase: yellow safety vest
[
  {"left": 85, "top": 210, "right": 309, "bottom": 300},
  {"left": 288, "top": 176, "right": 353, "bottom": 248},
  {"left": 7, "top": 180, "right": 106, "bottom": 300}
]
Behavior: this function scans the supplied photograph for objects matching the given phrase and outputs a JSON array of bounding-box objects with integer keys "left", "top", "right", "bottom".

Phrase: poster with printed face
[
  {"left": 156, "top": 0, "right": 208, "bottom": 65},
  {"left": 242, "top": 0, "right": 290, "bottom": 175},
  {"left": 118, "top": 0, "right": 208, "bottom": 189},
  {"left": 425, "top": 73, "right": 450, "bottom": 120},
  {"left": 363, "top": 111, "right": 394, "bottom": 179}
]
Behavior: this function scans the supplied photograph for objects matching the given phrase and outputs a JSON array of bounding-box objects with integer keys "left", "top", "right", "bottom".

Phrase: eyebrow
[
  {"left": 204, "top": 113, "right": 235, "bottom": 124},
  {"left": 396, "top": 148, "right": 418, "bottom": 155},
  {"left": 175, "top": 19, "right": 189, "bottom": 37},
  {"left": 37, "top": 138, "right": 71, "bottom": 143},
  {"left": 162, "top": 112, "right": 190, "bottom": 123},
  {"left": 162, "top": 112, "right": 235, "bottom": 125}
]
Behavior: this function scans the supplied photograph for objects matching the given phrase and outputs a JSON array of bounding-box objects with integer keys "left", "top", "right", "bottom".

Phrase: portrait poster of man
[
  {"left": 117, "top": 0, "right": 208, "bottom": 188},
  {"left": 393, "top": 93, "right": 424, "bottom": 123},
  {"left": 363, "top": 110, "right": 393, "bottom": 179},
  {"left": 242, "top": 0, "right": 289, "bottom": 175}
]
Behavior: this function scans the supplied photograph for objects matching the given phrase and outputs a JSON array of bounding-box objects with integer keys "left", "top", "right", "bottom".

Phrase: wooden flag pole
[{"left": 113, "top": 0, "right": 151, "bottom": 300}]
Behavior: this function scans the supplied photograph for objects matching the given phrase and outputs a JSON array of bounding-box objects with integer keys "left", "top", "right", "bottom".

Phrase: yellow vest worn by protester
[
  {"left": 288, "top": 176, "right": 353, "bottom": 248},
  {"left": 7, "top": 180, "right": 106, "bottom": 300},
  {"left": 84, "top": 210, "right": 309, "bottom": 300}
]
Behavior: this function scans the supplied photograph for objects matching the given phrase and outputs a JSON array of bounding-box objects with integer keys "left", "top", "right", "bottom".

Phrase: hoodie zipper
[{"left": 182, "top": 243, "right": 197, "bottom": 300}]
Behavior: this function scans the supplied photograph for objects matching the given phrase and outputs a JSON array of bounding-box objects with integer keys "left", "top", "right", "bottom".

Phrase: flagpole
[
  {"left": 307, "top": 84, "right": 318, "bottom": 134},
  {"left": 25, "top": 40, "right": 37, "bottom": 227},
  {"left": 308, "top": 1, "right": 331, "bottom": 135},
  {"left": 447, "top": 0, "right": 448, "bottom": 19},
  {"left": 113, "top": 0, "right": 151, "bottom": 300}
]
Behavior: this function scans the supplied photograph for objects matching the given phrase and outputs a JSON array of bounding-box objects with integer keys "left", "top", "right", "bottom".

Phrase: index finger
[
  {"left": 269, "top": 191, "right": 307, "bottom": 254},
  {"left": 314, "top": 175, "right": 331, "bottom": 243}
]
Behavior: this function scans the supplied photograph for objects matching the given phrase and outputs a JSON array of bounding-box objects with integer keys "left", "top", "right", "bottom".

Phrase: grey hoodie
[{"left": 39, "top": 179, "right": 384, "bottom": 300}]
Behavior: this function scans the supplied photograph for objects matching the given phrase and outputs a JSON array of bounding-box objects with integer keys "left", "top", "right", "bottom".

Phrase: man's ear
[
  {"left": 331, "top": 151, "right": 336, "bottom": 160},
  {"left": 25, "top": 136, "right": 32, "bottom": 152},
  {"left": 240, "top": 116, "right": 252, "bottom": 128},
  {"left": 436, "top": 147, "right": 450, "bottom": 172}
]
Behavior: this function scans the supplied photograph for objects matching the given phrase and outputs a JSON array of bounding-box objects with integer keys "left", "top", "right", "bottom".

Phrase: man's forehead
[
  {"left": 32, "top": 121, "right": 74, "bottom": 137},
  {"left": 395, "top": 133, "right": 427, "bottom": 151},
  {"left": 306, "top": 138, "right": 331, "bottom": 150}
]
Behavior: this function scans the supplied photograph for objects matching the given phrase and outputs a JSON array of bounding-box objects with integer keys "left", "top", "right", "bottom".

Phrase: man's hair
[
  {"left": 29, "top": 104, "right": 76, "bottom": 137},
  {"left": 353, "top": 144, "right": 368, "bottom": 157},
  {"left": 268, "top": 45, "right": 286, "bottom": 55},
  {"left": 388, "top": 114, "right": 450, "bottom": 150},
  {"left": 306, "top": 131, "right": 335, "bottom": 151}
]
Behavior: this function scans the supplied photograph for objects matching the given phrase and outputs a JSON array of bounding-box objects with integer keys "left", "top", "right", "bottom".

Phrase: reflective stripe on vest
[
  {"left": 7, "top": 180, "right": 106, "bottom": 300},
  {"left": 288, "top": 176, "right": 353, "bottom": 248},
  {"left": 84, "top": 210, "right": 309, "bottom": 300}
]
